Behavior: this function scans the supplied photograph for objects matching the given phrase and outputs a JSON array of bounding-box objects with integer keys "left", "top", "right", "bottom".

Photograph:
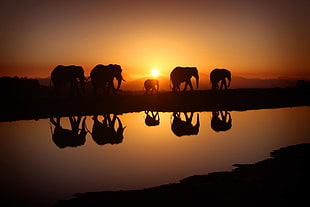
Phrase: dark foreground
[
  {"left": 54, "top": 143, "right": 310, "bottom": 206},
  {"left": 2, "top": 88, "right": 310, "bottom": 122}
]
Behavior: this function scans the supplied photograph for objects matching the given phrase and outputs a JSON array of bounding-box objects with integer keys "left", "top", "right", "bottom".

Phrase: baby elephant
[{"left": 144, "top": 79, "right": 159, "bottom": 94}]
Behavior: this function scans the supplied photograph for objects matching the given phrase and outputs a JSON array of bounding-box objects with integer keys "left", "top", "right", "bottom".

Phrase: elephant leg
[
  {"left": 54, "top": 85, "right": 61, "bottom": 96},
  {"left": 188, "top": 80, "right": 193, "bottom": 91},
  {"left": 103, "top": 84, "right": 108, "bottom": 95},
  {"left": 183, "top": 82, "right": 188, "bottom": 91},
  {"left": 224, "top": 78, "right": 228, "bottom": 89},
  {"left": 211, "top": 81, "right": 218, "bottom": 90},
  {"left": 92, "top": 86, "right": 98, "bottom": 96},
  {"left": 172, "top": 84, "right": 177, "bottom": 92},
  {"left": 110, "top": 82, "right": 116, "bottom": 94},
  {"left": 219, "top": 80, "right": 223, "bottom": 90},
  {"left": 221, "top": 79, "right": 227, "bottom": 90},
  {"left": 70, "top": 81, "right": 78, "bottom": 96}
]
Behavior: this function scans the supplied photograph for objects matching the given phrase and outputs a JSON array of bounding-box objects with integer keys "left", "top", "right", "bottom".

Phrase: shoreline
[
  {"left": 2, "top": 88, "right": 309, "bottom": 122},
  {"left": 54, "top": 143, "right": 310, "bottom": 206}
]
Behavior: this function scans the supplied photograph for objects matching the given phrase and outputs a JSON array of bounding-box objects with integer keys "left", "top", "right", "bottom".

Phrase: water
[{"left": 1, "top": 107, "right": 309, "bottom": 206}]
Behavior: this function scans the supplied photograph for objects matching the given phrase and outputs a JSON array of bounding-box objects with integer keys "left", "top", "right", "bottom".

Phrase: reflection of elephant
[
  {"left": 90, "top": 64, "right": 125, "bottom": 95},
  {"left": 91, "top": 114, "right": 125, "bottom": 145},
  {"left": 211, "top": 111, "right": 232, "bottom": 132},
  {"left": 50, "top": 116, "right": 87, "bottom": 148},
  {"left": 210, "top": 68, "right": 231, "bottom": 90},
  {"left": 145, "top": 111, "right": 160, "bottom": 126},
  {"left": 170, "top": 67, "right": 199, "bottom": 92},
  {"left": 51, "top": 65, "right": 86, "bottom": 96},
  {"left": 144, "top": 79, "right": 159, "bottom": 94},
  {"left": 171, "top": 112, "right": 200, "bottom": 136}
]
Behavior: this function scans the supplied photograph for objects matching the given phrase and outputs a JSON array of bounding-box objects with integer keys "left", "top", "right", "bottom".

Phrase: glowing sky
[{"left": 1, "top": 0, "right": 309, "bottom": 79}]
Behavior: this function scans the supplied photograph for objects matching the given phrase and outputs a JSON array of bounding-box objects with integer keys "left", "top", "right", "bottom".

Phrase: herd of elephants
[
  {"left": 50, "top": 111, "right": 232, "bottom": 149},
  {"left": 49, "top": 64, "right": 232, "bottom": 148},
  {"left": 50, "top": 64, "right": 232, "bottom": 95}
]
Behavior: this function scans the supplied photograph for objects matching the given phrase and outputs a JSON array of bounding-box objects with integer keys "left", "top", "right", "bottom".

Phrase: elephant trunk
[
  {"left": 193, "top": 114, "right": 200, "bottom": 135},
  {"left": 79, "top": 75, "right": 86, "bottom": 93},
  {"left": 227, "top": 75, "right": 231, "bottom": 88},
  {"left": 80, "top": 117, "right": 87, "bottom": 136},
  {"left": 116, "top": 74, "right": 125, "bottom": 91},
  {"left": 116, "top": 78, "right": 122, "bottom": 91},
  {"left": 116, "top": 117, "right": 125, "bottom": 135},
  {"left": 195, "top": 114, "right": 200, "bottom": 127}
]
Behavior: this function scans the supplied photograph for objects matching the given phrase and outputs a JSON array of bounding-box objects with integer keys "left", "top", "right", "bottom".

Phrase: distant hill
[
  {"left": 37, "top": 75, "right": 303, "bottom": 91},
  {"left": 121, "top": 74, "right": 301, "bottom": 91}
]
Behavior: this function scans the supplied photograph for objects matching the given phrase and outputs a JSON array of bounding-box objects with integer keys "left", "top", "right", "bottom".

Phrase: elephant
[
  {"left": 210, "top": 68, "right": 231, "bottom": 90},
  {"left": 91, "top": 114, "right": 125, "bottom": 145},
  {"left": 51, "top": 65, "right": 86, "bottom": 96},
  {"left": 144, "top": 79, "right": 159, "bottom": 94},
  {"left": 144, "top": 111, "right": 160, "bottom": 126},
  {"left": 50, "top": 116, "right": 87, "bottom": 148},
  {"left": 170, "top": 67, "right": 199, "bottom": 92},
  {"left": 211, "top": 111, "right": 232, "bottom": 132},
  {"left": 90, "top": 64, "right": 125, "bottom": 95},
  {"left": 171, "top": 112, "right": 200, "bottom": 136}
]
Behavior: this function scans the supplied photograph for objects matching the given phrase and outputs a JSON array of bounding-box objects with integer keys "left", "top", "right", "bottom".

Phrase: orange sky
[{"left": 1, "top": 0, "right": 309, "bottom": 79}]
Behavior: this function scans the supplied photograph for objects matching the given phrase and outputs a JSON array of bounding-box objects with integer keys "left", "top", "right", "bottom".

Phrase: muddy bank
[
  {"left": 54, "top": 143, "right": 310, "bottom": 206},
  {"left": 2, "top": 88, "right": 309, "bottom": 122}
]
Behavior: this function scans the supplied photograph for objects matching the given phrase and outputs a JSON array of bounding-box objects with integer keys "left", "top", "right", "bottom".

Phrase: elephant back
[
  {"left": 90, "top": 64, "right": 122, "bottom": 80},
  {"left": 51, "top": 65, "right": 84, "bottom": 82}
]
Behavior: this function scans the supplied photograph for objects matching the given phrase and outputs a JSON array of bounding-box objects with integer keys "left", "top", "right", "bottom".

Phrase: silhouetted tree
[{"left": 0, "top": 76, "right": 41, "bottom": 98}]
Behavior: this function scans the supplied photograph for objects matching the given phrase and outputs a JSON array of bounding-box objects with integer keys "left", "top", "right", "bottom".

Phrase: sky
[{"left": 1, "top": 0, "right": 309, "bottom": 80}]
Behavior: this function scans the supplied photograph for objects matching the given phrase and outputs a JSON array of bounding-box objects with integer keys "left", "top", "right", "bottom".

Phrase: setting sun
[{"left": 151, "top": 69, "right": 159, "bottom": 77}]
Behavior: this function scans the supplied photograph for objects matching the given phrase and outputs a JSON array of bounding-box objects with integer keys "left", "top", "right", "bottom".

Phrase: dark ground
[
  {"left": 2, "top": 87, "right": 310, "bottom": 122},
  {"left": 53, "top": 143, "right": 310, "bottom": 206}
]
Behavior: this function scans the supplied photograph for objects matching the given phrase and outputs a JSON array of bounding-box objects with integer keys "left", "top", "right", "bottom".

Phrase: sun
[{"left": 151, "top": 69, "right": 159, "bottom": 77}]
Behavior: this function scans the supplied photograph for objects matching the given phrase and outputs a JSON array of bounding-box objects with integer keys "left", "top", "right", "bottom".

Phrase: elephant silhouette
[
  {"left": 171, "top": 112, "right": 200, "bottom": 136},
  {"left": 50, "top": 116, "right": 87, "bottom": 148},
  {"left": 211, "top": 111, "right": 232, "bottom": 132},
  {"left": 90, "top": 64, "right": 125, "bottom": 95},
  {"left": 144, "top": 111, "right": 160, "bottom": 126},
  {"left": 91, "top": 114, "right": 125, "bottom": 145},
  {"left": 170, "top": 67, "right": 199, "bottom": 92},
  {"left": 210, "top": 68, "right": 231, "bottom": 90},
  {"left": 144, "top": 79, "right": 159, "bottom": 95},
  {"left": 50, "top": 65, "right": 86, "bottom": 96}
]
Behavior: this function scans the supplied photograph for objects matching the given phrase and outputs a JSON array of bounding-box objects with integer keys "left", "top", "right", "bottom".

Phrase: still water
[{"left": 1, "top": 107, "right": 309, "bottom": 206}]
